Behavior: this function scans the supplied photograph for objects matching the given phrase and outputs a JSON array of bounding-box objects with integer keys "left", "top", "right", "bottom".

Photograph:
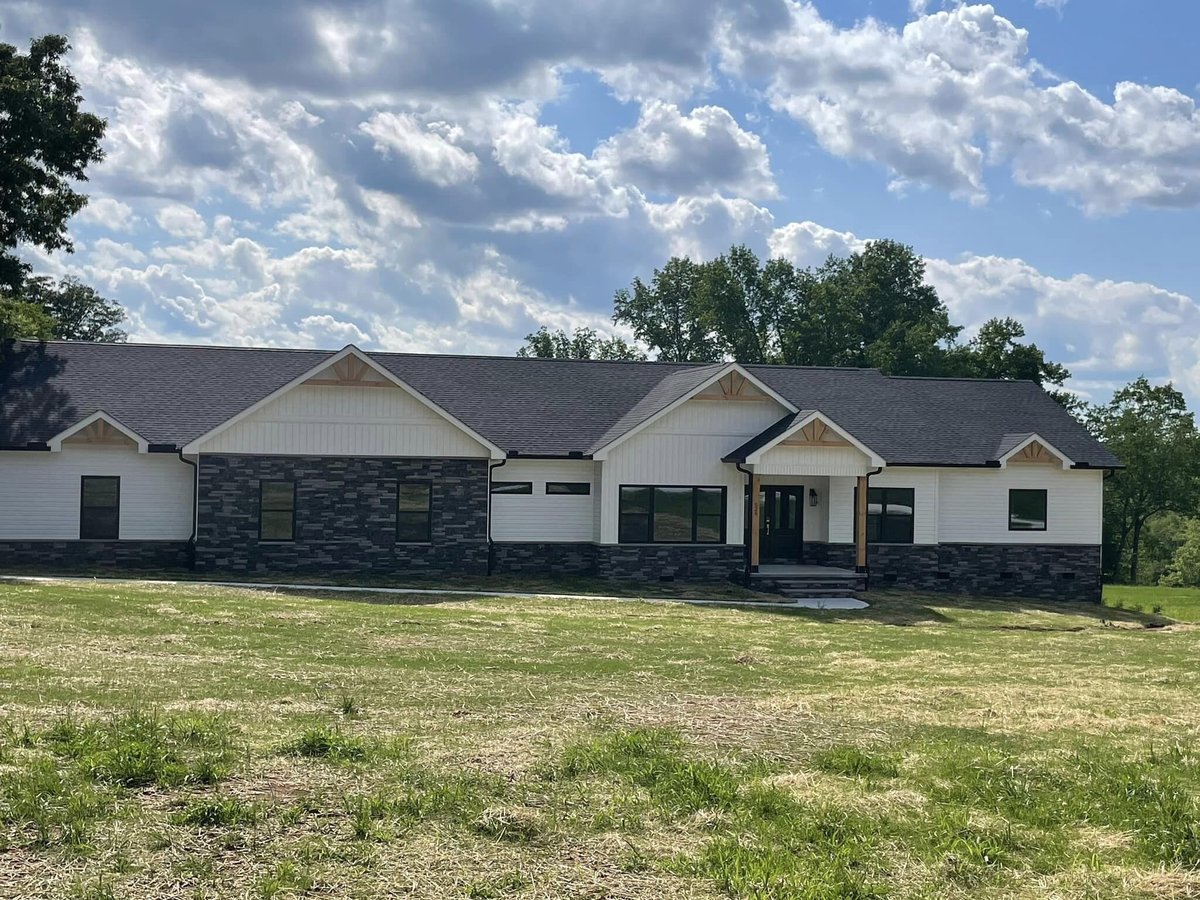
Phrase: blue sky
[{"left": 4, "top": 0, "right": 1200, "bottom": 405}]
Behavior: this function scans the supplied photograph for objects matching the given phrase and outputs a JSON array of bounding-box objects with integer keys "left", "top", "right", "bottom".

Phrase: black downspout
[
  {"left": 735, "top": 462, "right": 753, "bottom": 588},
  {"left": 177, "top": 450, "right": 198, "bottom": 570},
  {"left": 486, "top": 457, "right": 508, "bottom": 576},
  {"left": 861, "top": 465, "right": 883, "bottom": 589}
]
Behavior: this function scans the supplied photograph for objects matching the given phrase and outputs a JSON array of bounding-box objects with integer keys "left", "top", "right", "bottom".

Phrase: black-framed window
[
  {"left": 1009, "top": 489, "right": 1048, "bottom": 531},
  {"left": 80, "top": 476, "right": 120, "bottom": 540},
  {"left": 491, "top": 481, "right": 532, "bottom": 495},
  {"left": 855, "top": 487, "right": 915, "bottom": 544},
  {"left": 259, "top": 480, "right": 295, "bottom": 541},
  {"left": 546, "top": 482, "right": 590, "bottom": 496},
  {"left": 397, "top": 482, "right": 432, "bottom": 543},
  {"left": 618, "top": 485, "right": 726, "bottom": 544}
]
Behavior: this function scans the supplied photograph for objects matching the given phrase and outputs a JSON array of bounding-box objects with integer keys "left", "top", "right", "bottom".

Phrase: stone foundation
[
  {"left": 491, "top": 542, "right": 597, "bottom": 576},
  {"left": 0, "top": 540, "right": 191, "bottom": 571},
  {"left": 804, "top": 542, "right": 1102, "bottom": 603},
  {"left": 194, "top": 455, "right": 489, "bottom": 576},
  {"left": 595, "top": 544, "right": 745, "bottom": 583}
]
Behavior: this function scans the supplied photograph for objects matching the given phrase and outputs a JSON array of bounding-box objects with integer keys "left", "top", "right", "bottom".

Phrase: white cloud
[
  {"left": 74, "top": 197, "right": 137, "bottom": 232},
  {"left": 155, "top": 203, "right": 207, "bottom": 239},
  {"left": 359, "top": 112, "right": 481, "bottom": 187},
  {"left": 594, "top": 101, "right": 776, "bottom": 198},
  {"left": 721, "top": 3, "right": 1200, "bottom": 213}
]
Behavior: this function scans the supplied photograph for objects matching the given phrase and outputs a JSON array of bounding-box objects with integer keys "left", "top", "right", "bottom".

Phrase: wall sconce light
[{"left": 809, "top": 488, "right": 819, "bottom": 507}]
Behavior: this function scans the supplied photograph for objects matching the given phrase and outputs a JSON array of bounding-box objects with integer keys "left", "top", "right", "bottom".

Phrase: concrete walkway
[{"left": 0, "top": 574, "right": 869, "bottom": 611}]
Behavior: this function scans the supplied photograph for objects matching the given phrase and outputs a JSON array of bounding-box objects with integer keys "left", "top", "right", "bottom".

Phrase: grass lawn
[
  {"left": 1, "top": 581, "right": 1198, "bottom": 899},
  {"left": 1105, "top": 583, "right": 1200, "bottom": 623}
]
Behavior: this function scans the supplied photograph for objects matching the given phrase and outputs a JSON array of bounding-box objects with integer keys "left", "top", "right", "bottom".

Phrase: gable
[{"left": 195, "top": 382, "right": 492, "bottom": 457}]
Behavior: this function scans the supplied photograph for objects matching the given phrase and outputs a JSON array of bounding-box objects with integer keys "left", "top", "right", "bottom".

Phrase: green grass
[
  {"left": 0, "top": 577, "right": 1198, "bottom": 898},
  {"left": 1105, "top": 583, "right": 1200, "bottom": 622}
]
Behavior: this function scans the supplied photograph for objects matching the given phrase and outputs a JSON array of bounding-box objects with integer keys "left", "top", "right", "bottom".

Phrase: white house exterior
[{"left": 0, "top": 341, "right": 1119, "bottom": 601}]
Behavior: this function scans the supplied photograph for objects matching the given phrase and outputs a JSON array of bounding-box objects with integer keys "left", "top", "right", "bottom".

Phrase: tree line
[{"left": 519, "top": 244, "right": 1200, "bottom": 588}]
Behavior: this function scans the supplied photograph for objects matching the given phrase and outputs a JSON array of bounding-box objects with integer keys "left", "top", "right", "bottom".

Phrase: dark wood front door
[{"left": 760, "top": 486, "right": 804, "bottom": 563}]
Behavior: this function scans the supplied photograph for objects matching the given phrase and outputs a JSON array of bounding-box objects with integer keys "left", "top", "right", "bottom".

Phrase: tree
[
  {"left": 0, "top": 35, "right": 106, "bottom": 293},
  {"left": 1087, "top": 377, "right": 1200, "bottom": 583},
  {"left": 22, "top": 275, "right": 126, "bottom": 341},
  {"left": 1159, "top": 518, "right": 1200, "bottom": 588},
  {"left": 613, "top": 257, "right": 721, "bottom": 362},
  {"left": 950, "top": 317, "right": 1075, "bottom": 405},
  {"left": 517, "top": 326, "right": 644, "bottom": 361},
  {"left": 0, "top": 296, "right": 55, "bottom": 344}
]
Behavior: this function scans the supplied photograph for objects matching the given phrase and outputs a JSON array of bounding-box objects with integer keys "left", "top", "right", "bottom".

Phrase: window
[
  {"left": 1009, "top": 489, "right": 1047, "bottom": 531},
  {"left": 491, "top": 481, "right": 532, "bottom": 495},
  {"left": 618, "top": 486, "right": 726, "bottom": 544},
  {"left": 260, "top": 481, "right": 295, "bottom": 541},
  {"left": 80, "top": 476, "right": 120, "bottom": 539},
  {"left": 397, "top": 482, "right": 432, "bottom": 543},
  {"left": 546, "top": 482, "right": 590, "bottom": 495},
  {"left": 855, "top": 487, "right": 915, "bottom": 544}
]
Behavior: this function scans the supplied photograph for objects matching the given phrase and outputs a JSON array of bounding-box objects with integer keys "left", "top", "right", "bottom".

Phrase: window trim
[
  {"left": 490, "top": 481, "right": 533, "bottom": 495},
  {"left": 854, "top": 486, "right": 916, "bottom": 545},
  {"left": 618, "top": 484, "right": 727, "bottom": 545},
  {"left": 259, "top": 480, "right": 296, "bottom": 543},
  {"left": 79, "top": 475, "right": 121, "bottom": 541},
  {"left": 545, "top": 482, "right": 591, "bottom": 496},
  {"left": 1008, "top": 488, "right": 1048, "bottom": 532},
  {"left": 396, "top": 480, "right": 433, "bottom": 544}
]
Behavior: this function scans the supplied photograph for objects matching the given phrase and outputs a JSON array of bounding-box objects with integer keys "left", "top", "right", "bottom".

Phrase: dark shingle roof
[{"left": 0, "top": 340, "right": 1119, "bottom": 467}]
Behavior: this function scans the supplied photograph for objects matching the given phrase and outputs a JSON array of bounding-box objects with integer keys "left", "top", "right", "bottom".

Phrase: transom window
[
  {"left": 1009, "top": 489, "right": 1048, "bottom": 531},
  {"left": 491, "top": 481, "right": 532, "bottom": 495},
  {"left": 856, "top": 487, "right": 915, "bottom": 544},
  {"left": 618, "top": 486, "right": 725, "bottom": 544},
  {"left": 80, "top": 476, "right": 120, "bottom": 540},
  {"left": 259, "top": 481, "right": 295, "bottom": 541},
  {"left": 546, "top": 482, "right": 590, "bottom": 495},
  {"left": 397, "top": 482, "right": 432, "bottom": 543}
]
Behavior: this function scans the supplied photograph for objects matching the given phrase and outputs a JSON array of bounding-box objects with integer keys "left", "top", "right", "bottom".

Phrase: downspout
[
  {"left": 177, "top": 450, "right": 198, "bottom": 570},
  {"left": 735, "top": 462, "right": 753, "bottom": 588},
  {"left": 486, "top": 457, "right": 508, "bottom": 576},
  {"left": 862, "top": 465, "right": 883, "bottom": 590}
]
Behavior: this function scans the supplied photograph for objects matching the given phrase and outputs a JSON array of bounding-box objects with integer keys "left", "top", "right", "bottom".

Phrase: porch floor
[{"left": 756, "top": 564, "right": 857, "bottom": 577}]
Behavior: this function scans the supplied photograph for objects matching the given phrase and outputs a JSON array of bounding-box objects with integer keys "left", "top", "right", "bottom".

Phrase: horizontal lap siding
[
  {"left": 0, "top": 446, "right": 193, "bottom": 540},
  {"left": 490, "top": 460, "right": 597, "bottom": 542},
  {"left": 199, "top": 385, "right": 489, "bottom": 457},
  {"left": 938, "top": 466, "right": 1102, "bottom": 544},
  {"left": 599, "top": 398, "right": 786, "bottom": 545},
  {"left": 757, "top": 445, "right": 869, "bottom": 477}
]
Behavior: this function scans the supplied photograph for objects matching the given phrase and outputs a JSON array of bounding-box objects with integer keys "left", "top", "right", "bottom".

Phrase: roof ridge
[{"left": 885, "top": 374, "right": 1040, "bottom": 385}]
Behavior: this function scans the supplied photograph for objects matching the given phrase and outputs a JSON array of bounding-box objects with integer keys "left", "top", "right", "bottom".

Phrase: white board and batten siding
[
  {"left": 0, "top": 445, "right": 194, "bottom": 540},
  {"left": 198, "top": 385, "right": 490, "bottom": 458},
  {"left": 827, "top": 466, "right": 1102, "bottom": 546},
  {"left": 490, "top": 459, "right": 597, "bottom": 542},
  {"left": 757, "top": 444, "right": 869, "bottom": 478},
  {"left": 598, "top": 396, "right": 786, "bottom": 545}
]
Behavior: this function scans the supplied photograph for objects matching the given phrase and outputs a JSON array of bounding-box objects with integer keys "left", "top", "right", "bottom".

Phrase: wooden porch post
[
  {"left": 749, "top": 473, "right": 761, "bottom": 571},
  {"left": 855, "top": 474, "right": 868, "bottom": 571}
]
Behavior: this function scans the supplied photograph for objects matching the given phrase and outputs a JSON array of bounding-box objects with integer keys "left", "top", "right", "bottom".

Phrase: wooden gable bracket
[
  {"left": 1007, "top": 439, "right": 1062, "bottom": 466},
  {"left": 63, "top": 417, "right": 137, "bottom": 446},
  {"left": 306, "top": 353, "right": 390, "bottom": 387},
  {"left": 697, "top": 370, "right": 767, "bottom": 401},
  {"left": 780, "top": 417, "right": 853, "bottom": 447}
]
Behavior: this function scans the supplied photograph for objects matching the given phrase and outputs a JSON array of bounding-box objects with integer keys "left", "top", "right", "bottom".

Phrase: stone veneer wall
[
  {"left": 803, "top": 541, "right": 1101, "bottom": 603},
  {"left": 194, "top": 455, "right": 488, "bottom": 575},
  {"left": 0, "top": 540, "right": 191, "bottom": 571},
  {"left": 491, "top": 542, "right": 745, "bottom": 582}
]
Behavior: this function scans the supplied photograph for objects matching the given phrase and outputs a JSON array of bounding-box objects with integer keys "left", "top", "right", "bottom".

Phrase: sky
[{"left": 4, "top": 0, "right": 1200, "bottom": 405}]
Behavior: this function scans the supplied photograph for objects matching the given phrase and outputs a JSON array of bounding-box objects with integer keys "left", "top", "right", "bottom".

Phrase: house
[{"left": 0, "top": 340, "right": 1119, "bottom": 602}]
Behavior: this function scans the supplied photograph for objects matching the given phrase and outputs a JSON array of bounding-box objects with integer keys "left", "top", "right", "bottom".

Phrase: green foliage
[
  {"left": 283, "top": 726, "right": 369, "bottom": 762},
  {"left": 0, "top": 294, "right": 56, "bottom": 345},
  {"left": 0, "top": 35, "right": 106, "bottom": 292},
  {"left": 947, "top": 316, "right": 1072, "bottom": 403},
  {"left": 172, "top": 795, "right": 260, "bottom": 828},
  {"left": 1087, "top": 377, "right": 1200, "bottom": 582},
  {"left": 1161, "top": 519, "right": 1200, "bottom": 587},
  {"left": 21, "top": 275, "right": 126, "bottom": 342},
  {"left": 517, "top": 325, "right": 644, "bottom": 360}
]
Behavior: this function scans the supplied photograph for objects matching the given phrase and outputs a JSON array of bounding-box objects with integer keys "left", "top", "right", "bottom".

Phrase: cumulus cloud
[
  {"left": 359, "top": 112, "right": 481, "bottom": 187},
  {"left": 155, "top": 204, "right": 207, "bottom": 239},
  {"left": 721, "top": 3, "right": 1200, "bottom": 213},
  {"left": 594, "top": 102, "right": 776, "bottom": 198},
  {"left": 73, "top": 197, "right": 137, "bottom": 232}
]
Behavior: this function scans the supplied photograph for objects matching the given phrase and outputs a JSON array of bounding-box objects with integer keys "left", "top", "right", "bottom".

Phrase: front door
[{"left": 760, "top": 486, "right": 804, "bottom": 563}]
